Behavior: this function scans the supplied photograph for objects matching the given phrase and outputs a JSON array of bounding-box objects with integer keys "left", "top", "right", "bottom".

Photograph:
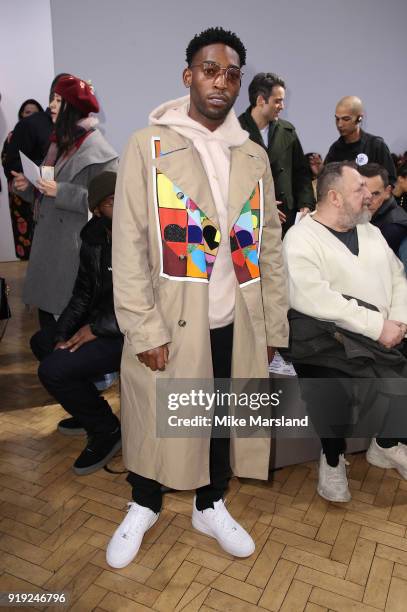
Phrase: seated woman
[
  {"left": 30, "top": 172, "right": 123, "bottom": 476},
  {"left": 12, "top": 74, "right": 118, "bottom": 330}
]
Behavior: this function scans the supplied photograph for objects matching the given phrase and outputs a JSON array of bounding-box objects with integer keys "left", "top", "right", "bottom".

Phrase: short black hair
[
  {"left": 317, "top": 161, "right": 357, "bottom": 202},
  {"left": 358, "top": 163, "right": 389, "bottom": 188},
  {"left": 248, "top": 72, "right": 285, "bottom": 107},
  {"left": 398, "top": 163, "right": 407, "bottom": 179},
  {"left": 186, "top": 27, "right": 246, "bottom": 67}
]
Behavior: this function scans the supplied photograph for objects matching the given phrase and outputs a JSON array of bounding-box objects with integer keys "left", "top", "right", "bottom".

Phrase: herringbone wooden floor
[{"left": 1, "top": 262, "right": 407, "bottom": 611}]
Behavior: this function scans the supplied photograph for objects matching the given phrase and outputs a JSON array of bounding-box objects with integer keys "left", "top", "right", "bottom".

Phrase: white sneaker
[
  {"left": 192, "top": 497, "right": 255, "bottom": 557},
  {"left": 366, "top": 438, "right": 407, "bottom": 479},
  {"left": 106, "top": 502, "right": 159, "bottom": 568},
  {"left": 317, "top": 452, "right": 351, "bottom": 502}
]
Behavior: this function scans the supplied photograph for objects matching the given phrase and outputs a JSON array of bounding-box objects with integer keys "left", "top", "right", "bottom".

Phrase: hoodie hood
[
  {"left": 149, "top": 95, "right": 248, "bottom": 149},
  {"left": 150, "top": 95, "right": 248, "bottom": 331}
]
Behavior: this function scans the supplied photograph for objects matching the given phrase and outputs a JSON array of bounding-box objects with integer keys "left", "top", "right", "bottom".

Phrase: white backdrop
[
  {"left": 0, "top": 0, "right": 55, "bottom": 261},
  {"left": 50, "top": 0, "right": 407, "bottom": 157}
]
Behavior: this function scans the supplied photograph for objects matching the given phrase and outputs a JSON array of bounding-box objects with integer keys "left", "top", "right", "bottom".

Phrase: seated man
[
  {"left": 283, "top": 161, "right": 407, "bottom": 502},
  {"left": 358, "top": 163, "right": 407, "bottom": 256},
  {"left": 31, "top": 171, "right": 123, "bottom": 475}
]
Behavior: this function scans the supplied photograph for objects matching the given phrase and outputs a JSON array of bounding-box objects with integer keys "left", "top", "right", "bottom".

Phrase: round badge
[{"left": 356, "top": 153, "right": 368, "bottom": 166}]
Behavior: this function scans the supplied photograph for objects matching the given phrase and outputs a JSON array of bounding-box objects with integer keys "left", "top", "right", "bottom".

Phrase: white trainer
[
  {"left": 106, "top": 502, "right": 159, "bottom": 568},
  {"left": 317, "top": 452, "right": 351, "bottom": 502},
  {"left": 366, "top": 438, "right": 407, "bottom": 479},
  {"left": 192, "top": 497, "right": 255, "bottom": 557}
]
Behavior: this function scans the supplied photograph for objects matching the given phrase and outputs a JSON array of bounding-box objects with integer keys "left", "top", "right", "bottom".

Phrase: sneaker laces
[
  {"left": 119, "top": 503, "right": 154, "bottom": 540},
  {"left": 207, "top": 500, "right": 239, "bottom": 534}
]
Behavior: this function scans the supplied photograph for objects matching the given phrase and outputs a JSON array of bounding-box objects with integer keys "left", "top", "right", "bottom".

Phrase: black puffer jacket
[{"left": 54, "top": 216, "right": 121, "bottom": 342}]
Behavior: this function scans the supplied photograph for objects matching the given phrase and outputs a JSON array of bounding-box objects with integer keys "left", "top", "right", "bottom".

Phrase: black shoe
[
  {"left": 73, "top": 427, "right": 122, "bottom": 476},
  {"left": 58, "top": 417, "right": 86, "bottom": 436}
]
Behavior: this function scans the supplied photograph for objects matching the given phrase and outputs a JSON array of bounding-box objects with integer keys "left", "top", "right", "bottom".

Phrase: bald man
[{"left": 325, "top": 96, "right": 396, "bottom": 184}]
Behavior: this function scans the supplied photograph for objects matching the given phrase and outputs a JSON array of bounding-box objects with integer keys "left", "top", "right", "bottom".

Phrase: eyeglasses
[{"left": 189, "top": 61, "right": 243, "bottom": 84}]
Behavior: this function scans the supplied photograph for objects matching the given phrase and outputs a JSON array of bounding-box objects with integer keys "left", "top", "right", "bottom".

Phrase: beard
[{"left": 339, "top": 200, "right": 372, "bottom": 229}]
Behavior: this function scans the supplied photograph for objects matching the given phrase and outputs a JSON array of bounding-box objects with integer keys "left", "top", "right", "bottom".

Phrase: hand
[
  {"left": 59, "top": 324, "right": 97, "bottom": 352},
  {"left": 36, "top": 178, "right": 57, "bottom": 197},
  {"left": 267, "top": 346, "right": 276, "bottom": 364},
  {"left": 395, "top": 321, "right": 407, "bottom": 337},
  {"left": 275, "top": 200, "right": 287, "bottom": 224},
  {"left": 138, "top": 344, "right": 169, "bottom": 371},
  {"left": 54, "top": 341, "right": 67, "bottom": 351},
  {"left": 378, "top": 320, "right": 405, "bottom": 349},
  {"left": 11, "top": 171, "right": 29, "bottom": 192},
  {"left": 299, "top": 207, "right": 311, "bottom": 218}
]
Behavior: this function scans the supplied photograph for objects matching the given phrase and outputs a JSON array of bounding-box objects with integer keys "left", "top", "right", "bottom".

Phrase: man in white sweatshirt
[
  {"left": 108, "top": 27, "right": 288, "bottom": 568},
  {"left": 283, "top": 161, "right": 407, "bottom": 502}
]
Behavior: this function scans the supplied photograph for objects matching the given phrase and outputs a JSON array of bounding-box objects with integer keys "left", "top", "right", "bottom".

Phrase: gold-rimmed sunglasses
[{"left": 189, "top": 61, "right": 243, "bottom": 84}]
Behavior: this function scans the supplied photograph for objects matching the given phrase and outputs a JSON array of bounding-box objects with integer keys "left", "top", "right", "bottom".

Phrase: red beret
[{"left": 54, "top": 75, "right": 99, "bottom": 115}]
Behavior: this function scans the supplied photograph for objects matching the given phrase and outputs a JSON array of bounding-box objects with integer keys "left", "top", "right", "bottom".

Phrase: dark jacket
[
  {"left": 282, "top": 308, "right": 407, "bottom": 381},
  {"left": 371, "top": 196, "right": 407, "bottom": 255},
  {"left": 2, "top": 109, "right": 53, "bottom": 180},
  {"left": 325, "top": 130, "right": 397, "bottom": 185},
  {"left": 239, "top": 107, "right": 314, "bottom": 211},
  {"left": 54, "top": 216, "right": 122, "bottom": 342}
]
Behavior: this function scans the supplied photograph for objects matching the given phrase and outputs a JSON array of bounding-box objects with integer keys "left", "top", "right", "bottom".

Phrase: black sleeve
[
  {"left": 89, "top": 298, "right": 122, "bottom": 338},
  {"left": 2, "top": 119, "right": 34, "bottom": 179},
  {"left": 292, "top": 136, "right": 315, "bottom": 209},
  {"left": 54, "top": 242, "right": 94, "bottom": 341},
  {"left": 375, "top": 140, "right": 397, "bottom": 186}
]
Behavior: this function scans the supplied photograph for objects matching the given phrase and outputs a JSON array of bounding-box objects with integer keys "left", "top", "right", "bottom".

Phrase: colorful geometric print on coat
[
  {"left": 152, "top": 137, "right": 262, "bottom": 286},
  {"left": 231, "top": 183, "right": 262, "bottom": 286}
]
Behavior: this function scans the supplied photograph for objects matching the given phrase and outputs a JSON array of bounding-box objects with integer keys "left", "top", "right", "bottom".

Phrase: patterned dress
[{"left": 1, "top": 132, "right": 34, "bottom": 260}]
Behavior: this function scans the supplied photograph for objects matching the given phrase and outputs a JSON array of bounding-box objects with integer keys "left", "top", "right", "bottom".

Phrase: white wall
[
  {"left": 0, "top": 0, "right": 54, "bottom": 261},
  {"left": 50, "top": 0, "right": 407, "bottom": 157}
]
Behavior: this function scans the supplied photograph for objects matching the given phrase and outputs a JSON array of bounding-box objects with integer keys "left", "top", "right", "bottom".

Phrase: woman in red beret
[{"left": 12, "top": 75, "right": 118, "bottom": 329}]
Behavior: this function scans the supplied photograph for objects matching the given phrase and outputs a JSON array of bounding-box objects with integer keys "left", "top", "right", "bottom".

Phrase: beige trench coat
[{"left": 112, "top": 126, "right": 289, "bottom": 490}]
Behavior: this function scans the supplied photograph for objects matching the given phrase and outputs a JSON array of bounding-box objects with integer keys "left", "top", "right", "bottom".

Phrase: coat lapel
[
  {"left": 154, "top": 145, "right": 220, "bottom": 229},
  {"left": 228, "top": 146, "right": 266, "bottom": 230}
]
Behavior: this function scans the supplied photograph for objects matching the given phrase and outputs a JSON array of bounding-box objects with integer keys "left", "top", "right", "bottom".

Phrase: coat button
[
  {"left": 280, "top": 192, "right": 285, "bottom": 196},
  {"left": 176, "top": 191, "right": 184, "bottom": 199},
  {"left": 178, "top": 254, "right": 186, "bottom": 260},
  {"left": 279, "top": 167, "right": 284, "bottom": 173},
  {"left": 178, "top": 319, "right": 186, "bottom": 327}
]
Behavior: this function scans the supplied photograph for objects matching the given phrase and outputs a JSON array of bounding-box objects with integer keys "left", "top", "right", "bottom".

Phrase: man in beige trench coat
[{"left": 107, "top": 27, "right": 289, "bottom": 569}]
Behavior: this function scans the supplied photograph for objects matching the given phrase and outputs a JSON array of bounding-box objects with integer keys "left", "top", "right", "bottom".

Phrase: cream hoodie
[{"left": 149, "top": 95, "right": 248, "bottom": 329}]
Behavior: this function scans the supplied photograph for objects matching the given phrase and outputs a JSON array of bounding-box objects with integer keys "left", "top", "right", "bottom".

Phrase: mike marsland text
[{"left": 167, "top": 415, "right": 309, "bottom": 427}]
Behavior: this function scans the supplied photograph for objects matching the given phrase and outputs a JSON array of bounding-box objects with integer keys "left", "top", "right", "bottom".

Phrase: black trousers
[
  {"left": 31, "top": 325, "right": 123, "bottom": 435},
  {"left": 127, "top": 323, "right": 234, "bottom": 513},
  {"left": 294, "top": 363, "right": 407, "bottom": 466}
]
